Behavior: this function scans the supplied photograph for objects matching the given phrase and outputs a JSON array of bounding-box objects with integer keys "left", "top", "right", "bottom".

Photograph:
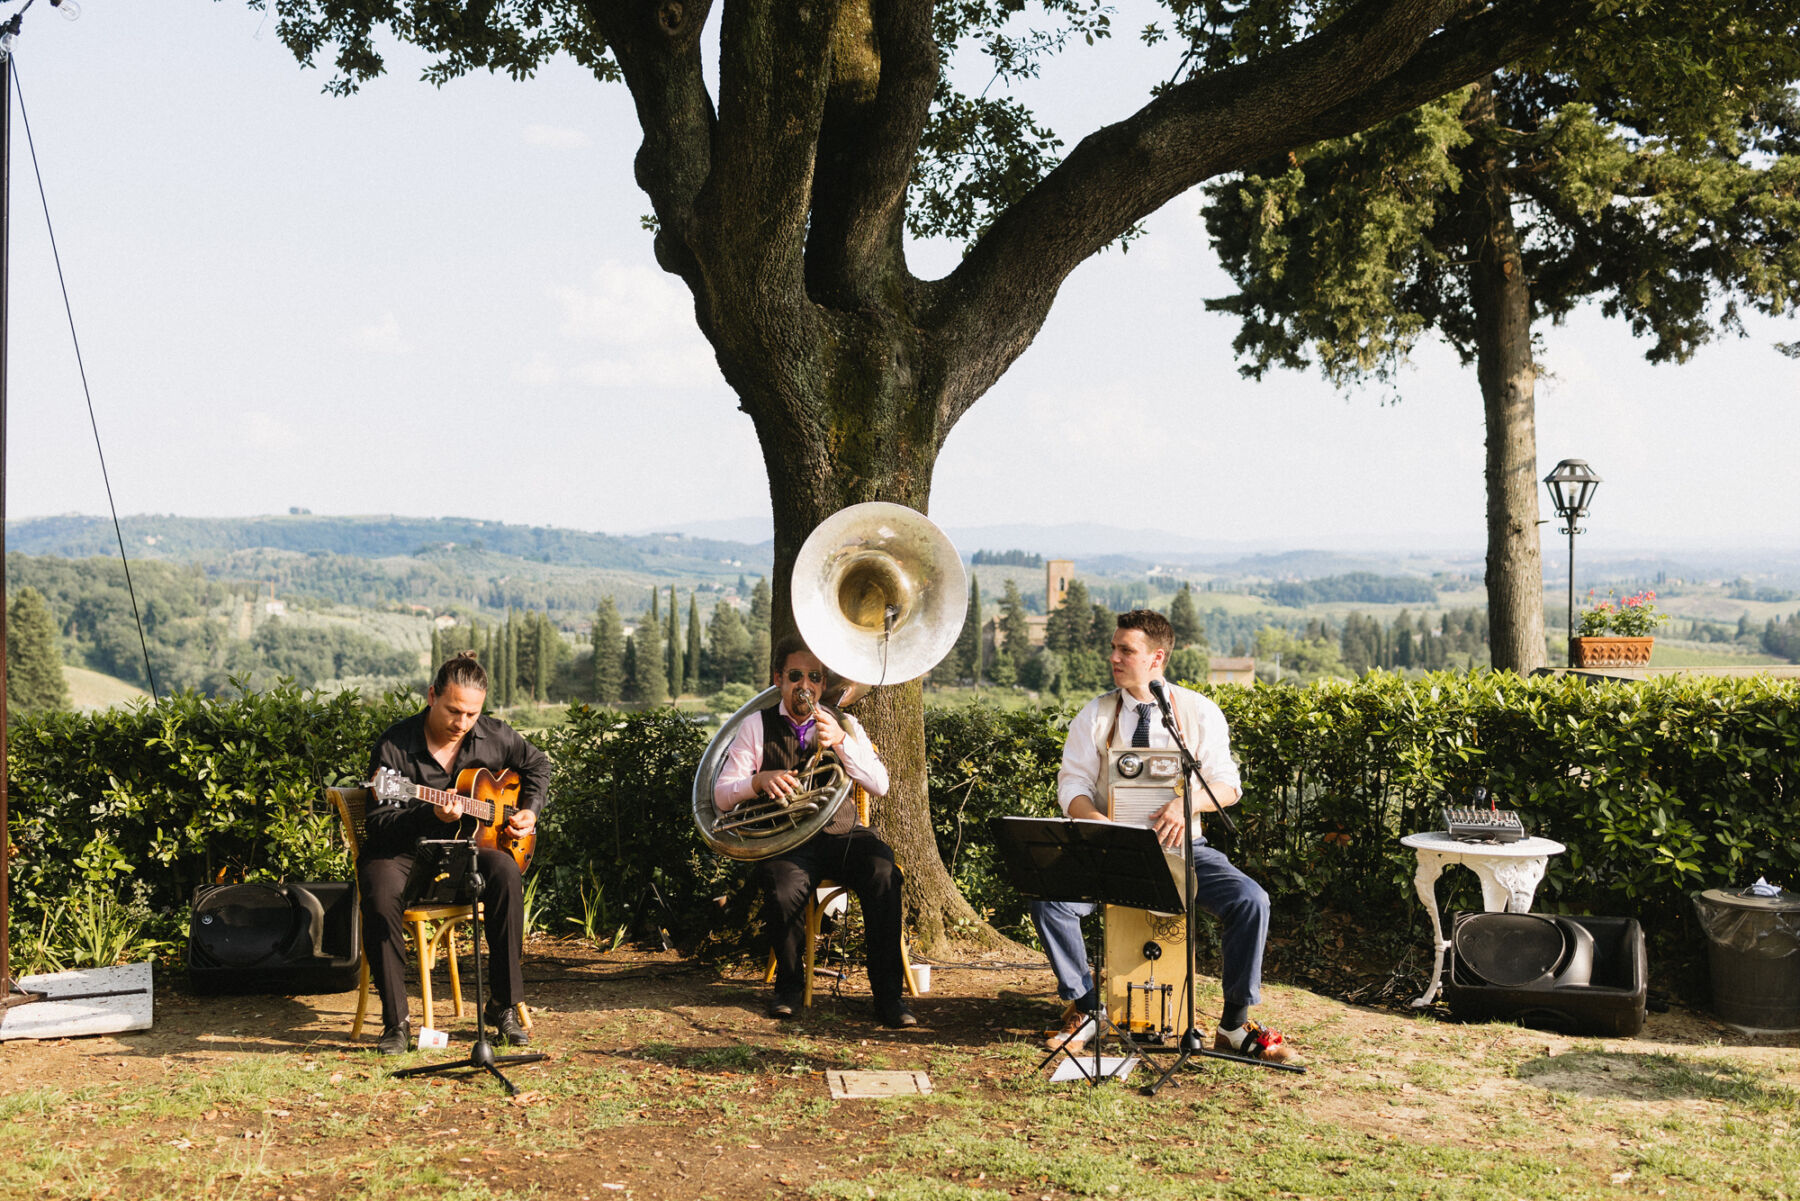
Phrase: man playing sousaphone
[{"left": 714, "top": 634, "right": 917, "bottom": 1028}]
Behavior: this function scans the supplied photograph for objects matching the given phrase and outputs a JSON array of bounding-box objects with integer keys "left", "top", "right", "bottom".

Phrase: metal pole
[
  {"left": 1, "top": 42, "right": 14, "bottom": 999},
  {"left": 1566, "top": 525, "right": 1576, "bottom": 668}
]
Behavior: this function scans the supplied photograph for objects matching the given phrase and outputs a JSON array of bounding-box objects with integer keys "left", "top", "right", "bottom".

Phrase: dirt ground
[{"left": 5, "top": 938, "right": 1798, "bottom": 1200}]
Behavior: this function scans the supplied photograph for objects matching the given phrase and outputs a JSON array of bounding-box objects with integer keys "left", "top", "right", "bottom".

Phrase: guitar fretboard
[{"left": 411, "top": 782, "right": 497, "bottom": 823}]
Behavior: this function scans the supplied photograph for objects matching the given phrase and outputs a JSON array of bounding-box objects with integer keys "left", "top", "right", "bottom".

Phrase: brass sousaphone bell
[{"left": 692, "top": 502, "right": 967, "bottom": 860}]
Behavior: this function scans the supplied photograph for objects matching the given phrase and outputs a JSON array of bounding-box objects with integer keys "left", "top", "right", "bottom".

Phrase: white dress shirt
[
  {"left": 715, "top": 701, "right": 889, "bottom": 811},
  {"left": 1057, "top": 681, "right": 1241, "bottom": 816}
]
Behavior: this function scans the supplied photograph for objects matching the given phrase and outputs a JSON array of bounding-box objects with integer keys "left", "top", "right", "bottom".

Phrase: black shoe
[
  {"left": 486, "top": 1005, "right": 531, "bottom": 1046},
  {"left": 375, "top": 1021, "right": 411, "bottom": 1056},
  {"left": 767, "top": 992, "right": 801, "bottom": 1019},
  {"left": 877, "top": 999, "right": 918, "bottom": 1029}
]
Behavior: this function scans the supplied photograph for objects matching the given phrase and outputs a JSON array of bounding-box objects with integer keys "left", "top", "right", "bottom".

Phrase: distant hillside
[
  {"left": 63, "top": 665, "right": 151, "bottom": 712},
  {"left": 6, "top": 514, "right": 773, "bottom": 577}
]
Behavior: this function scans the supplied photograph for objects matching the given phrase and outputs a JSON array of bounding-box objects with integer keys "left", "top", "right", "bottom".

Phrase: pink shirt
[{"left": 714, "top": 701, "right": 890, "bottom": 811}]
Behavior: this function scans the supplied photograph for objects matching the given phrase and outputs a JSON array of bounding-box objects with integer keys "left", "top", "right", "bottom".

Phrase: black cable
[{"left": 12, "top": 60, "right": 158, "bottom": 701}]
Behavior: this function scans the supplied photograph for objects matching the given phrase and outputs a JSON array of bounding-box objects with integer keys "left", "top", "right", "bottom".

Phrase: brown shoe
[
  {"left": 1043, "top": 1004, "right": 1095, "bottom": 1053},
  {"left": 1214, "top": 1020, "right": 1294, "bottom": 1064}
]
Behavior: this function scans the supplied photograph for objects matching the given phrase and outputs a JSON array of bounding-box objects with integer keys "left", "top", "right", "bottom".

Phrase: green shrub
[
  {"left": 6, "top": 683, "right": 415, "bottom": 962},
  {"left": 534, "top": 705, "right": 734, "bottom": 949}
]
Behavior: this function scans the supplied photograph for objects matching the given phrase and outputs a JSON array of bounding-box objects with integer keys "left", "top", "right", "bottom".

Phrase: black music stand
[
  {"left": 390, "top": 840, "right": 546, "bottom": 1096},
  {"left": 990, "top": 817, "right": 1185, "bottom": 1086}
]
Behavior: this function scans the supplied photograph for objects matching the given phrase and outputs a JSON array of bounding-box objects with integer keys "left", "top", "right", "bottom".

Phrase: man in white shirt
[
  {"left": 716, "top": 635, "right": 916, "bottom": 1028},
  {"left": 1035, "top": 609, "right": 1293, "bottom": 1063}
]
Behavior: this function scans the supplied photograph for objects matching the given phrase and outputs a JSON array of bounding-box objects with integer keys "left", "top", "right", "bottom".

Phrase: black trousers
[
  {"left": 358, "top": 847, "right": 525, "bottom": 1029},
  {"left": 755, "top": 826, "right": 906, "bottom": 1003}
]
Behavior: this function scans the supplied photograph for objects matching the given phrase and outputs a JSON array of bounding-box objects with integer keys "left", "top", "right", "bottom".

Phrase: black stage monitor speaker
[
  {"left": 1445, "top": 912, "right": 1646, "bottom": 1037},
  {"left": 187, "top": 880, "right": 361, "bottom": 995}
]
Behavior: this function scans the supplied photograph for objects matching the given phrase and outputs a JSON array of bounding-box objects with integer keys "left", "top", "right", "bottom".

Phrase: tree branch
[
  {"left": 806, "top": 0, "right": 939, "bottom": 307},
  {"left": 587, "top": 0, "right": 718, "bottom": 289},
  {"left": 926, "top": 0, "right": 1592, "bottom": 430}
]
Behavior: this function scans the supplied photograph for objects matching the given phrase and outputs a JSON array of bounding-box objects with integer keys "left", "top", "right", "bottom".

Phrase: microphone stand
[
  {"left": 393, "top": 852, "right": 546, "bottom": 1096},
  {"left": 1140, "top": 680, "right": 1304, "bottom": 1094}
]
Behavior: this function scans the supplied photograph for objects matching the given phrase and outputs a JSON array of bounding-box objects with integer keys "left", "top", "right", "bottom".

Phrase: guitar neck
[{"left": 412, "top": 782, "right": 498, "bottom": 823}]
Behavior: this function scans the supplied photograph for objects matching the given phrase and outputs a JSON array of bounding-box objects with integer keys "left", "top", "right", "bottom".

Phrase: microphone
[{"left": 1148, "top": 678, "right": 1170, "bottom": 709}]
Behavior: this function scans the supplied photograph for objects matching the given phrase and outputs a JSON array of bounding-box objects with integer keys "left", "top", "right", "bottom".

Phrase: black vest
[{"left": 759, "top": 707, "right": 857, "bottom": 835}]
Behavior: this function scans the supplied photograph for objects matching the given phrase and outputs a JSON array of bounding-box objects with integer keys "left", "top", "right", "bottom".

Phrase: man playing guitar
[{"left": 362, "top": 652, "right": 551, "bottom": 1054}]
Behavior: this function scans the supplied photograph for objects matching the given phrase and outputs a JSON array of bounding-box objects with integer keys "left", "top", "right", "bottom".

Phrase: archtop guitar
[{"left": 369, "top": 765, "right": 537, "bottom": 873}]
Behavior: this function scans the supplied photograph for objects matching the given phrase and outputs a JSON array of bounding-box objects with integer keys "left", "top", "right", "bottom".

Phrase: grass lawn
[{"left": 4, "top": 941, "right": 1795, "bottom": 1201}]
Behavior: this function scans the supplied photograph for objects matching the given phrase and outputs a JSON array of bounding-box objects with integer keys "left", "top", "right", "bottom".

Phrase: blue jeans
[{"left": 1030, "top": 842, "right": 1269, "bottom": 1015}]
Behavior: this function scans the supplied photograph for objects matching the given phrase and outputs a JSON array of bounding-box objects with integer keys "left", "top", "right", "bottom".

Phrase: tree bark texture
[
  {"left": 1461, "top": 81, "right": 1548, "bottom": 673},
  {"left": 583, "top": 0, "right": 1586, "bottom": 946}
]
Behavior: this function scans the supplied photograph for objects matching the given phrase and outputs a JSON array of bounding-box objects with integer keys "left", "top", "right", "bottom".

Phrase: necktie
[{"left": 1132, "top": 702, "right": 1154, "bottom": 747}]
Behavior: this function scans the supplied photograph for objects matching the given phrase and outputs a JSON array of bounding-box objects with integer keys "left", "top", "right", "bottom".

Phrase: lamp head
[{"left": 1544, "top": 458, "right": 1602, "bottom": 521}]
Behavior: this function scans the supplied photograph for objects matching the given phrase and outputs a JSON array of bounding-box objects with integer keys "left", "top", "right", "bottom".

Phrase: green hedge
[
  {"left": 9, "top": 673, "right": 1797, "bottom": 986},
  {"left": 6, "top": 684, "right": 414, "bottom": 968}
]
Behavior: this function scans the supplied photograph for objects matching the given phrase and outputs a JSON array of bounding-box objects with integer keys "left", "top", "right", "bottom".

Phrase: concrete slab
[
  {"left": 1, "top": 963, "right": 154, "bottom": 1041},
  {"left": 827, "top": 1069, "right": 931, "bottom": 1098}
]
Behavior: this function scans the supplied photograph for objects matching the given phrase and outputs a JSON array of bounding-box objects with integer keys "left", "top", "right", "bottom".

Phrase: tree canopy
[{"left": 1204, "top": 4, "right": 1800, "bottom": 669}]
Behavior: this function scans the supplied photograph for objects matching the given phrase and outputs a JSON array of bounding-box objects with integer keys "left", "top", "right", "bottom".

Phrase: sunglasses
[{"left": 784, "top": 669, "right": 824, "bottom": 684}]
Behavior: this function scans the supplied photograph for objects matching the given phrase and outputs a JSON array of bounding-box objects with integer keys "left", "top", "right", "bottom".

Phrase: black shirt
[{"left": 363, "top": 710, "right": 552, "bottom": 858}]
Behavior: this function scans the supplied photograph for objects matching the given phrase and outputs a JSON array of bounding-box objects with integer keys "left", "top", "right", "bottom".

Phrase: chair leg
[
  {"left": 446, "top": 923, "right": 465, "bottom": 1019},
  {"left": 802, "top": 895, "right": 828, "bottom": 1008},
  {"left": 764, "top": 950, "right": 778, "bottom": 985},
  {"left": 517, "top": 1003, "right": 532, "bottom": 1031},
  {"left": 901, "top": 934, "right": 920, "bottom": 998},
  {"left": 352, "top": 952, "right": 372, "bottom": 1040},
  {"left": 413, "top": 919, "right": 435, "bottom": 1032}
]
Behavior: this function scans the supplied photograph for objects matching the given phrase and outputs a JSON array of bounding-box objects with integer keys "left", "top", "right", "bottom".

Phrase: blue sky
[{"left": 6, "top": 1, "right": 1797, "bottom": 556}]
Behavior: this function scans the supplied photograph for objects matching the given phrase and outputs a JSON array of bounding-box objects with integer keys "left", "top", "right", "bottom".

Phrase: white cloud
[
  {"left": 553, "top": 261, "right": 697, "bottom": 345},
  {"left": 571, "top": 349, "right": 722, "bottom": 390},
  {"left": 354, "top": 311, "right": 412, "bottom": 355},
  {"left": 523, "top": 124, "right": 591, "bottom": 150}
]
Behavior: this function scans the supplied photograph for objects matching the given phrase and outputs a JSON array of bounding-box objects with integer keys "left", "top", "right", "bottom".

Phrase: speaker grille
[{"left": 1455, "top": 913, "right": 1566, "bottom": 988}]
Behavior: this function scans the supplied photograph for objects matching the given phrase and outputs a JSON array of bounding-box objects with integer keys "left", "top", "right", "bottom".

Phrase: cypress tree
[
  {"left": 633, "top": 617, "right": 669, "bottom": 705},
  {"left": 686, "top": 593, "right": 702, "bottom": 695},
  {"left": 999, "top": 579, "right": 1031, "bottom": 660},
  {"left": 535, "top": 616, "right": 552, "bottom": 702},
  {"left": 667, "top": 585, "right": 683, "bottom": 699},
  {"left": 622, "top": 635, "right": 640, "bottom": 702},
  {"left": 504, "top": 613, "right": 519, "bottom": 707},
  {"left": 592, "top": 597, "right": 625, "bottom": 703},
  {"left": 6, "top": 587, "right": 70, "bottom": 714},
  {"left": 953, "top": 576, "right": 982, "bottom": 684},
  {"left": 747, "top": 577, "right": 772, "bottom": 676},
  {"left": 1169, "top": 584, "right": 1202, "bottom": 648},
  {"left": 1044, "top": 579, "right": 1090, "bottom": 653},
  {"left": 706, "top": 599, "right": 752, "bottom": 689}
]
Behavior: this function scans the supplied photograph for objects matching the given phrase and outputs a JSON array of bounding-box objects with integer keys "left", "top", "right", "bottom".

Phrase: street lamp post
[{"left": 1543, "top": 459, "right": 1602, "bottom": 667}]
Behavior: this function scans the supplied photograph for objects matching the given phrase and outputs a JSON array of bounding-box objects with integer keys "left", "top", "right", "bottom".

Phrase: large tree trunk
[
  {"left": 1462, "top": 82, "right": 1547, "bottom": 673},
  {"left": 752, "top": 376, "right": 1013, "bottom": 955}
]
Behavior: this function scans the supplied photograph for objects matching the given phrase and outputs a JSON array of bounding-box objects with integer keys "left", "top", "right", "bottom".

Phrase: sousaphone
[{"left": 692, "top": 502, "right": 967, "bottom": 860}]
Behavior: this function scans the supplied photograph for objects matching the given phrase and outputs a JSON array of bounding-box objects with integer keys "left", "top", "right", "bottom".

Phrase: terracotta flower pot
[{"left": 1571, "top": 635, "right": 1655, "bottom": 667}]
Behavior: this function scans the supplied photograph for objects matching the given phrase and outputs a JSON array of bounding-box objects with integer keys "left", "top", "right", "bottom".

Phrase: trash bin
[{"left": 1692, "top": 887, "right": 1800, "bottom": 1030}]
